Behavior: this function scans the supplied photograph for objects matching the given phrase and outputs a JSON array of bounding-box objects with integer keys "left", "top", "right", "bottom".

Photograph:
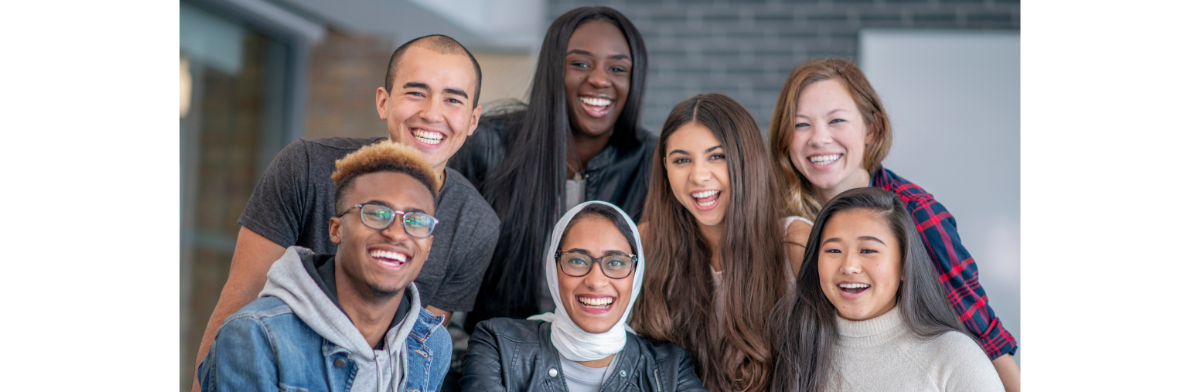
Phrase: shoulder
[
  {"left": 441, "top": 169, "right": 501, "bottom": 226},
  {"left": 275, "top": 137, "right": 383, "bottom": 165},
  {"left": 873, "top": 167, "right": 942, "bottom": 212},
  {"left": 472, "top": 318, "right": 547, "bottom": 344},
  {"left": 630, "top": 334, "right": 691, "bottom": 364},
  {"left": 218, "top": 297, "right": 297, "bottom": 334},
  {"left": 785, "top": 216, "right": 813, "bottom": 243},
  {"left": 926, "top": 331, "right": 989, "bottom": 358},
  {"left": 922, "top": 331, "right": 1005, "bottom": 390}
]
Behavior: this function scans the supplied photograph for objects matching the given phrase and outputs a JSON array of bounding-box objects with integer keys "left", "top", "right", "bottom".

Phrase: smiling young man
[
  {"left": 192, "top": 34, "right": 500, "bottom": 391},
  {"left": 199, "top": 141, "right": 453, "bottom": 391}
]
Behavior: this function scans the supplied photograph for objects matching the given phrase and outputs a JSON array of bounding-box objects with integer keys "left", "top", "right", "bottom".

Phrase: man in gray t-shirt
[{"left": 191, "top": 34, "right": 499, "bottom": 392}]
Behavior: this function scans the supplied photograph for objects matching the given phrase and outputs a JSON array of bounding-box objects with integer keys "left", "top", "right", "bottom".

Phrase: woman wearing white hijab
[{"left": 461, "top": 201, "right": 706, "bottom": 391}]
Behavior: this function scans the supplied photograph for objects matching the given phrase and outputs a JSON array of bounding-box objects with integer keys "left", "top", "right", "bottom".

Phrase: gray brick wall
[{"left": 546, "top": 0, "right": 1020, "bottom": 133}]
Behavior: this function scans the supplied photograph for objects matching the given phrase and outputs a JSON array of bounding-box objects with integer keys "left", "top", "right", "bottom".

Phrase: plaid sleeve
[{"left": 908, "top": 197, "right": 1017, "bottom": 359}]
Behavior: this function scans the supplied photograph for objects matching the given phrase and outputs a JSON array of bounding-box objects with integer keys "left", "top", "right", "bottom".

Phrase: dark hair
[
  {"left": 770, "top": 187, "right": 972, "bottom": 392},
  {"left": 630, "top": 93, "right": 789, "bottom": 392},
  {"left": 768, "top": 58, "right": 893, "bottom": 220},
  {"left": 472, "top": 7, "right": 648, "bottom": 320},
  {"left": 384, "top": 34, "right": 483, "bottom": 107},
  {"left": 561, "top": 203, "right": 637, "bottom": 255}
]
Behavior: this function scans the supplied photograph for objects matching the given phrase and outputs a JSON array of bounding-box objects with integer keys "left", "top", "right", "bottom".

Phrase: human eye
[
  {"left": 795, "top": 122, "right": 810, "bottom": 129},
  {"left": 830, "top": 118, "right": 846, "bottom": 125},
  {"left": 823, "top": 247, "right": 842, "bottom": 254},
  {"left": 566, "top": 256, "right": 589, "bottom": 266},
  {"left": 710, "top": 153, "right": 726, "bottom": 161},
  {"left": 610, "top": 66, "right": 627, "bottom": 73},
  {"left": 571, "top": 61, "right": 590, "bottom": 69},
  {"left": 447, "top": 97, "right": 463, "bottom": 105},
  {"left": 671, "top": 157, "right": 690, "bottom": 164},
  {"left": 604, "top": 257, "right": 629, "bottom": 268},
  {"left": 406, "top": 91, "right": 425, "bottom": 98},
  {"left": 859, "top": 248, "right": 878, "bottom": 254}
]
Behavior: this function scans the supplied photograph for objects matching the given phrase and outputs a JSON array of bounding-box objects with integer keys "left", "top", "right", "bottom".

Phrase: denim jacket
[{"left": 198, "top": 247, "right": 452, "bottom": 392}]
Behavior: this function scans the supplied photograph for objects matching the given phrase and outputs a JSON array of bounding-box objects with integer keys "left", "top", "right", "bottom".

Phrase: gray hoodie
[{"left": 259, "top": 246, "right": 424, "bottom": 392}]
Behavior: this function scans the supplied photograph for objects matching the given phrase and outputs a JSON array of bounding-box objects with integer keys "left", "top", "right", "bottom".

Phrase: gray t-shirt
[
  {"left": 559, "top": 352, "right": 621, "bottom": 392},
  {"left": 239, "top": 137, "right": 501, "bottom": 311}
]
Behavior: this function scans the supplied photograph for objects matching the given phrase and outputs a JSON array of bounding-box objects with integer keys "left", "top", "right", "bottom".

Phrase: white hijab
[{"left": 528, "top": 201, "right": 646, "bottom": 362}]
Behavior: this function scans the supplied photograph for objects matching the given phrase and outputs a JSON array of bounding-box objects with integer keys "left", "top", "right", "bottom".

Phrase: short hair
[
  {"left": 331, "top": 141, "right": 441, "bottom": 212},
  {"left": 383, "top": 34, "right": 482, "bottom": 107}
]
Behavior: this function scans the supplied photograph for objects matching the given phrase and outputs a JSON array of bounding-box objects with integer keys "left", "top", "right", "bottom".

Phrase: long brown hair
[
  {"left": 631, "top": 93, "right": 790, "bottom": 392},
  {"left": 767, "top": 58, "right": 893, "bottom": 220},
  {"left": 770, "top": 187, "right": 972, "bottom": 391}
]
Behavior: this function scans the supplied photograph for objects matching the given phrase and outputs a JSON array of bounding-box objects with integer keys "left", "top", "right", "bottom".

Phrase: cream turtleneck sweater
[{"left": 828, "top": 306, "right": 1004, "bottom": 392}]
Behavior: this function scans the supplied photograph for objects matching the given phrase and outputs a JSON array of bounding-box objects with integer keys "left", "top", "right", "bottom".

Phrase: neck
[
  {"left": 434, "top": 167, "right": 445, "bottom": 192},
  {"left": 569, "top": 129, "right": 613, "bottom": 176},
  {"left": 698, "top": 221, "right": 724, "bottom": 271},
  {"left": 575, "top": 353, "right": 616, "bottom": 368},
  {"left": 817, "top": 168, "right": 872, "bottom": 204},
  {"left": 334, "top": 257, "right": 405, "bottom": 348}
]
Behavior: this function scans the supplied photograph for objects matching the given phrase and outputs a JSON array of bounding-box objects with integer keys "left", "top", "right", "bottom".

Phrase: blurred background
[{"left": 179, "top": 0, "right": 1020, "bottom": 389}]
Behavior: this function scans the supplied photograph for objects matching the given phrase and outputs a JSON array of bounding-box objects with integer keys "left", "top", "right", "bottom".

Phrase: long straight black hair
[
  {"left": 770, "top": 187, "right": 974, "bottom": 391},
  {"left": 473, "top": 6, "right": 648, "bottom": 321}
]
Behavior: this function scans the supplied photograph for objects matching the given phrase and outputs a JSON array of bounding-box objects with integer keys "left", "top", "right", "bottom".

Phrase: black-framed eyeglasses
[
  {"left": 554, "top": 250, "right": 638, "bottom": 279},
  {"left": 337, "top": 204, "right": 439, "bottom": 238}
]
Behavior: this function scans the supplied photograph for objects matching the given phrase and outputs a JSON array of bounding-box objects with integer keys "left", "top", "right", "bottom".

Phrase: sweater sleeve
[{"left": 908, "top": 197, "right": 1017, "bottom": 360}]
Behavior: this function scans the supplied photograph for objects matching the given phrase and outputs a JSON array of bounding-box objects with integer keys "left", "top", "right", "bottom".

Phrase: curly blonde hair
[{"left": 331, "top": 141, "right": 441, "bottom": 211}]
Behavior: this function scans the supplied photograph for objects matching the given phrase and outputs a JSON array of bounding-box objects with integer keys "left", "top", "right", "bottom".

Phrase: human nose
[
  {"left": 418, "top": 96, "right": 443, "bottom": 122},
  {"left": 689, "top": 161, "right": 713, "bottom": 185},
  {"left": 808, "top": 122, "right": 832, "bottom": 148},
  {"left": 380, "top": 217, "right": 412, "bottom": 243},
  {"left": 840, "top": 255, "right": 862, "bottom": 275},
  {"left": 582, "top": 261, "right": 611, "bottom": 289},
  {"left": 586, "top": 65, "right": 612, "bottom": 89}
]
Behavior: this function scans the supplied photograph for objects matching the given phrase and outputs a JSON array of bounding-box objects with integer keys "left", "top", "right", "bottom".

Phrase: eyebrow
[
  {"left": 363, "top": 200, "right": 428, "bottom": 215},
  {"left": 858, "top": 236, "right": 886, "bottom": 245},
  {"left": 795, "top": 109, "right": 848, "bottom": 119},
  {"left": 668, "top": 145, "right": 722, "bottom": 156},
  {"left": 404, "top": 82, "right": 469, "bottom": 101},
  {"left": 564, "top": 248, "right": 630, "bottom": 256},
  {"left": 566, "top": 49, "right": 631, "bottom": 61}
]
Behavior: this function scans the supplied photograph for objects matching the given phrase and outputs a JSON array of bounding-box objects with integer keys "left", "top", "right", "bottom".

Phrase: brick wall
[{"left": 546, "top": 0, "right": 1020, "bottom": 132}]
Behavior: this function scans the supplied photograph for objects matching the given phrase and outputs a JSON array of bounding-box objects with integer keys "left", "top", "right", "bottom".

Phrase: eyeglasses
[
  {"left": 337, "top": 204, "right": 439, "bottom": 238},
  {"left": 554, "top": 250, "right": 638, "bottom": 279}
]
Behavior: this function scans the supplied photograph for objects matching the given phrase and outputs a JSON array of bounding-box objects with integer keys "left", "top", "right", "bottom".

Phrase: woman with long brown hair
[
  {"left": 631, "top": 93, "right": 810, "bottom": 392},
  {"left": 766, "top": 58, "right": 1020, "bottom": 390}
]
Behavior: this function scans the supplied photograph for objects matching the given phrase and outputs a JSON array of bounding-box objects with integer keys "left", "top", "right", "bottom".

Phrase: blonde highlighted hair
[
  {"left": 767, "top": 58, "right": 893, "bottom": 220},
  {"left": 331, "top": 140, "right": 441, "bottom": 211}
]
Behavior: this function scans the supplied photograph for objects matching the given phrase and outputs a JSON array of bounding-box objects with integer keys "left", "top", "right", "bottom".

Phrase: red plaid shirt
[{"left": 872, "top": 167, "right": 1017, "bottom": 360}]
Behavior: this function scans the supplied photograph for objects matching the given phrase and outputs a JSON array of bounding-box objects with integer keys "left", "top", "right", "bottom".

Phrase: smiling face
[
  {"left": 817, "top": 208, "right": 902, "bottom": 321},
  {"left": 330, "top": 171, "right": 436, "bottom": 299},
  {"left": 564, "top": 20, "right": 632, "bottom": 139},
  {"left": 789, "top": 79, "right": 874, "bottom": 202},
  {"left": 376, "top": 46, "right": 482, "bottom": 174},
  {"left": 665, "top": 122, "right": 730, "bottom": 228},
  {"left": 557, "top": 216, "right": 636, "bottom": 334}
]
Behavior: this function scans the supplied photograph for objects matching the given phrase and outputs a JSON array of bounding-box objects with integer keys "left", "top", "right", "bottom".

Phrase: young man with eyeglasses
[
  {"left": 192, "top": 34, "right": 501, "bottom": 392},
  {"left": 199, "top": 141, "right": 454, "bottom": 391}
]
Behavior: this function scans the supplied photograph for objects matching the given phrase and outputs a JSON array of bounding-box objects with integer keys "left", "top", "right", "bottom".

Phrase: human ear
[
  {"left": 375, "top": 87, "right": 390, "bottom": 120},
  {"left": 329, "top": 216, "right": 343, "bottom": 245}
]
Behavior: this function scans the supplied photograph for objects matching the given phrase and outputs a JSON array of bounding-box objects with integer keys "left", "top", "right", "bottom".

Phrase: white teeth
[
  {"left": 369, "top": 250, "right": 408, "bottom": 264},
  {"left": 838, "top": 283, "right": 869, "bottom": 289},
  {"left": 809, "top": 154, "right": 842, "bottom": 165},
  {"left": 691, "top": 190, "right": 718, "bottom": 198},
  {"left": 578, "top": 297, "right": 614, "bottom": 307},
  {"left": 411, "top": 129, "right": 444, "bottom": 144},
  {"left": 580, "top": 97, "right": 612, "bottom": 107}
]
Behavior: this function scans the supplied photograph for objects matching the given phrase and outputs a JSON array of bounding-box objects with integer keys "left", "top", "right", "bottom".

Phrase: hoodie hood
[
  {"left": 260, "top": 246, "right": 424, "bottom": 392},
  {"left": 528, "top": 201, "right": 645, "bottom": 362}
]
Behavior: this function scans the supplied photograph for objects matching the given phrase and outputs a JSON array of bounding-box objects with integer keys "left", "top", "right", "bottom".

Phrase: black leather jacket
[
  {"left": 448, "top": 117, "right": 658, "bottom": 221},
  {"left": 461, "top": 318, "right": 707, "bottom": 392}
]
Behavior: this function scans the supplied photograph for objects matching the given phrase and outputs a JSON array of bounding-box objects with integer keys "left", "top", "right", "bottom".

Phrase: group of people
[{"left": 191, "top": 6, "right": 1019, "bottom": 392}]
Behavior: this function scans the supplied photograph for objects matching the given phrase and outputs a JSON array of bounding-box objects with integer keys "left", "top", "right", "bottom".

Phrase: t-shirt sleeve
[
  {"left": 237, "top": 139, "right": 311, "bottom": 247},
  {"left": 426, "top": 201, "right": 500, "bottom": 311},
  {"left": 910, "top": 198, "right": 1017, "bottom": 360}
]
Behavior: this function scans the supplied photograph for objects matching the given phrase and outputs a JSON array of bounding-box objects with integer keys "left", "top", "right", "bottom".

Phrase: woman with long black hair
[
  {"left": 771, "top": 187, "right": 1003, "bottom": 391},
  {"left": 451, "top": 7, "right": 655, "bottom": 326}
]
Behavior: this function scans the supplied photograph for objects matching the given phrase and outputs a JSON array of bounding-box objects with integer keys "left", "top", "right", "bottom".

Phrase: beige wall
[{"left": 303, "top": 32, "right": 534, "bottom": 139}]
